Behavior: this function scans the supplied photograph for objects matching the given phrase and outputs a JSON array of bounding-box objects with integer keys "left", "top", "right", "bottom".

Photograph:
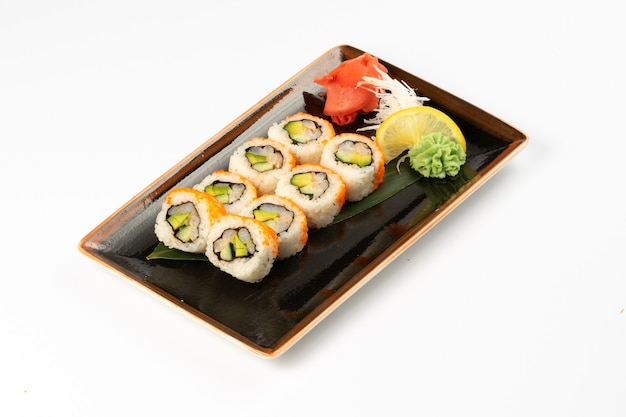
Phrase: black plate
[{"left": 79, "top": 45, "right": 528, "bottom": 358}]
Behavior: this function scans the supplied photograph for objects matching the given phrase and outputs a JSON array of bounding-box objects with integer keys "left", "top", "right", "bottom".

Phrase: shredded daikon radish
[{"left": 357, "top": 67, "right": 430, "bottom": 132}]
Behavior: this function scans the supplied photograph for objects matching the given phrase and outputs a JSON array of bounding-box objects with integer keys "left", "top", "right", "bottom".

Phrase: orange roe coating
[{"left": 165, "top": 187, "right": 226, "bottom": 223}]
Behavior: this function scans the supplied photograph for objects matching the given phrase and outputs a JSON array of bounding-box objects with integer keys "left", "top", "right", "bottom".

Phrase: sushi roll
[
  {"left": 319, "top": 133, "right": 385, "bottom": 202},
  {"left": 206, "top": 214, "right": 279, "bottom": 283},
  {"left": 193, "top": 169, "right": 257, "bottom": 214},
  {"left": 154, "top": 187, "right": 226, "bottom": 253},
  {"left": 275, "top": 163, "right": 346, "bottom": 229},
  {"left": 267, "top": 112, "right": 335, "bottom": 164},
  {"left": 228, "top": 137, "right": 296, "bottom": 195},
  {"left": 240, "top": 194, "right": 308, "bottom": 260}
]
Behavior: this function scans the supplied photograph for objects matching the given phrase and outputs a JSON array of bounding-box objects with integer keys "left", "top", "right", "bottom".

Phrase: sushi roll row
[
  {"left": 231, "top": 114, "right": 385, "bottom": 203},
  {"left": 154, "top": 187, "right": 280, "bottom": 283},
  {"left": 153, "top": 111, "right": 386, "bottom": 283},
  {"left": 268, "top": 112, "right": 385, "bottom": 203}
]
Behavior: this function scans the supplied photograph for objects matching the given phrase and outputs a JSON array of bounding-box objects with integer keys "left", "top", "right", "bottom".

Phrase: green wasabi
[{"left": 408, "top": 132, "right": 466, "bottom": 178}]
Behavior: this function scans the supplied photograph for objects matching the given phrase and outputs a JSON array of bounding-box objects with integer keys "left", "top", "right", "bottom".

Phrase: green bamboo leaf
[
  {"left": 146, "top": 242, "right": 208, "bottom": 261},
  {"left": 331, "top": 156, "right": 422, "bottom": 224}
]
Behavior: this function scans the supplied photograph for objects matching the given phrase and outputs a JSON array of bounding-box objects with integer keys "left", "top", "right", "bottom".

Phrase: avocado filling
[
  {"left": 290, "top": 171, "right": 329, "bottom": 200},
  {"left": 334, "top": 140, "right": 373, "bottom": 167},
  {"left": 283, "top": 119, "right": 323, "bottom": 144},
  {"left": 166, "top": 202, "right": 200, "bottom": 243},
  {"left": 245, "top": 145, "right": 284, "bottom": 172},
  {"left": 204, "top": 181, "right": 245, "bottom": 204},
  {"left": 212, "top": 227, "right": 256, "bottom": 261},
  {"left": 252, "top": 203, "right": 294, "bottom": 234}
]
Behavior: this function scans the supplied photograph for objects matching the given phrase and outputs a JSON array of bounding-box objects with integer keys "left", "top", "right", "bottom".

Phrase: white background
[{"left": 2, "top": 1, "right": 625, "bottom": 416}]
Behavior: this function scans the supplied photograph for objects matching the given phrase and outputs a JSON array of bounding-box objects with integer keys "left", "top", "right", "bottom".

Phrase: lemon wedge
[{"left": 375, "top": 106, "right": 466, "bottom": 163}]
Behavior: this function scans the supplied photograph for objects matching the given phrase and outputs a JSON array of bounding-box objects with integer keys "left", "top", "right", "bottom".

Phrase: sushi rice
[
  {"left": 193, "top": 169, "right": 258, "bottom": 214},
  {"left": 319, "top": 133, "right": 385, "bottom": 202},
  {"left": 154, "top": 187, "right": 226, "bottom": 254},
  {"left": 267, "top": 112, "right": 335, "bottom": 164},
  {"left": 205, "top": 214, "right": 279, "bottom": 283},
  {"left": 229, "top": 137, "right": 296, "bottom": 195},
  {"left": 240, "top": 194, "right": 308, "bottom": 260},
  {"left": 275, "top": 163, "right": 346, "bottom": 229}
]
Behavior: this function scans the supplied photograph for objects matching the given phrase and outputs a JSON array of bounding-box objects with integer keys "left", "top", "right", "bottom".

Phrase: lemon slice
[{"left": 375, "top": 106, "right": 466, "bottom": 163}]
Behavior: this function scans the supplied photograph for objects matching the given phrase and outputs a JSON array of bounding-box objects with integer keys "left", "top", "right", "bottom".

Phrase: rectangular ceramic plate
[{"left": 79, "top": 45, "right": 528, "bottom": 358}]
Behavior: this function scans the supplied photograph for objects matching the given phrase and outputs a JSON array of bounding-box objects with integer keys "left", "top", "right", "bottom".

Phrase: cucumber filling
[
  {"left": 166, "top": 202, "right": 200, "bottom": 243},
  {"left": 290, "top": 171, "right": 329, "bottom": 200},
  {"left": 213, "top": 227, "right": 256, "bottom": 261},
  {"left": 245, "top": 145, "right": 284, "bottom": 172},
  {"left": 334, "top": 140, "right": 373, "bottom": 167},
  {"left": 252, "top": 203, "right": 294, "bottom": 234},
  {"left": 204, "top": 181, "right": 245, "bottom": 204},
  {"left": 283, "top": 119, "right": 323, "bottom": 144}
]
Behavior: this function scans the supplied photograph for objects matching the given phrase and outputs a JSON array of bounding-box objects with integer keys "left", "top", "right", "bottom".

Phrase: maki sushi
[
  {"left": 205, "top": 214, "right": 279, "bottom": 283},
  {"left": 229, "top": 137, "right": 296, "bottom": 195},
  {"left": 154, "top": 187, "right": 226, "bottom": 254},
  {"left": 267, "top": 112, "right": 335, "bottom": 164},
  {"left": 193, "top": 169, "right": 257, "bottom": 214},
  {"left": 319, "top": 133, "right": 385, "bottom": 202},
  {"left": 240, "top": 194, "right": 308, "bottom": 260},
  {"left": 275, "top": 163, "right": 346, "bottom": 229}
]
